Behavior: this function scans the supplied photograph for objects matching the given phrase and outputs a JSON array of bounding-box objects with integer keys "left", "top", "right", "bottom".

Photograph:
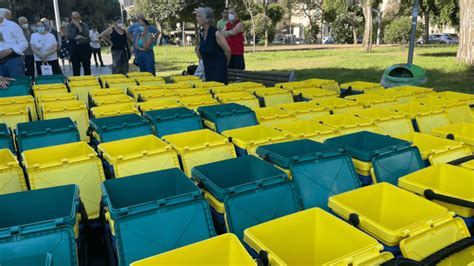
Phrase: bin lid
[
  {"left": 224, "top": 181, "right": 302, "bottom": 241},
  {"left": 256, "top": 139, "right": 342, "bottom": 168},
  {"left": 0, "top": 123, "right": 10, "bottom": 137},
  {"left": 198, "top": 103, "right": 252, "bottom": 120},
  {"left": 144, "top": 108, "right": 203, "bottom": 137},
  {"left": 0, "top": 253, "right": 53, "bottom": 266},
  {"left": 291, "top": 154, "right": 361, "bottom": 210},
  {"left": 90, "top": 114, "right": 150, "bottom": 131},
  {"left": 17, "top": 118, "right": 77, "bottom": 137},
  {"left": 372, "top": 146, "right": 425, "bottom": 185}
]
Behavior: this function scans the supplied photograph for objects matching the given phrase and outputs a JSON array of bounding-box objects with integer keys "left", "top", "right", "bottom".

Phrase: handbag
[{"left": 40, "top": 62, "right": 53, "bottom": 76}]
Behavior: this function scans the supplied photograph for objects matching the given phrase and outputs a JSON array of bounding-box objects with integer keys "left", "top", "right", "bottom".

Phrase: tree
[
  {"left": 384, "top": 16, "right": 423, "bottom": 44},
  {"left": 332, "top": 12, "right": 357, "bottom": 43},
  {"left": 457, "top": 0, "right": 473, "bottom": 66},
  {"left": 360, "top": 0, "right": 375, "bottom": 52},
  {"left": 291, "top": 0, "right": 323, "bottom": 42},
  {"left": 242, "top": 0, "right": 257, "bottom": 53},
  {"left": 323, "top": 0, "right": 364, "bottom": 44}
]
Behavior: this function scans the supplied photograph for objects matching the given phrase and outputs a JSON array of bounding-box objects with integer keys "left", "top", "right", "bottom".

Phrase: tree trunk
[
  {"left": 264, "top": 29, "right": 269, "bottom": 47},
  {"left": 361, "top": 1, "right": 373, "bottom": 52},
  {"left": 352, "top": 27, "right": 358, "bottom": 45},
  {"left": 423, "top": 10, "right": 429, "bottom": 44},
  {"left": 457, "top": 0, "right": 473, "bottom": 66},
  {"left": 250, "top": 13, "right": 256, "bottom": 53}
]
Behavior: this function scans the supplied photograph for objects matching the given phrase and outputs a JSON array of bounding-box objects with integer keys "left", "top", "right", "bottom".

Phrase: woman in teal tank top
[{"left": 134, "top": 19, "right": 156, "bottom": 75}]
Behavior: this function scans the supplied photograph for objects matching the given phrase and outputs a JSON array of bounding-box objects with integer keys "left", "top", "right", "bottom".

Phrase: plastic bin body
[
  {"left": 350, "top": 108, "right": 414, "bottom": 136},
  {"left": 36, "top": 93, "right": 78, "bottom": 117},
  {"left": 35, "top": 75, "right": 65, "bottom": 84},
  {"left": 68, "top": 80, "right": 101, "bottom": 105},
  {"left": 105, "top": 78, "right": 137, "bottom": 92},
  {"left": 41, "top": 101, "right": 89, "bottom": 141},
  {"left": 435, "top": 91, "right": 474, "bottom": 106},
  {"left": 346, "top": 93, "right": 398, "bottom": 108},
  {"left": 0, "top": 95, "right": 37, "bottom": 121},
  {"left": 0, "top": 104, "right": 30, "bottom": 130},
  {"left": 135, "top": 76, "right": 165, "bottom": 86},
  {"left": 0, "top": 123, "right": 14, "bottom": 152},
  {"left": 22, "top": 142, "right": 106, "bottom": 219},
  {"left": 98, "top": 74, "right": 126, "bottom": 86},
  {"left": 340, "top": 81, "right": 384, "bottom": 94},
  {"left": 274, "top": 120, "right": 339, "bottom": 142},
  {"left": 175, "top": 88, "right": 211, "bottom": 98},
  {"left": 277, "top": 102, "right": 329, "bottom": 120},
  {"left": 89, "top": 114, "right": 153, "bottom": 145},
  {"left": 69, "top": 75, "right": 97, "bottom": 82},
  {"left": 367, "top": 89, "right": 416, "bottom": 104},
  {"left": 91, "top": 103, "right": 140, "bottom": 118},
  {"left": 227, "top": 82, "right": 264, "bottom": 91},
  {"left": 0, "top": 253, "right": 53, "bottom": 266},
  {"left": 137, "top": 100, "right": 181, "bottom": 112},
  {"left": 98, "top": 135, "right": 180, "bottom": 178},
  {"left": 126, "top": 72, "right": 154, "bottom": 78},
  {"left": 253, "top": 88, "right": 293, "bottom": 107},
  {"left": 244, "top": 208, "right": 393, "bottom": 265},
  {"left": 178, "top": 95, "right": 219, "bottom": 111},
  {"left": 215, "top": 92, "right": 260, "bottom": 110},
  {"left": 299, "top": 88, "right": 338, "bottom": 101},
  {"left": 431, "top": 123, "right": 474, "bottom": 150},
  {"left": 32, "top": 83, "right": 68, "bottom": 97},
  {"left": 194, "top": 81, "right": 226, "bottom": 89},
  {"left": 312, "top": 97, "right": 364, "bottom": 114},
  {"left": 170, "top": 75, "right": 201, "bottom": 83},
  {"left": 137, "top": 89, "right": 178, "bottom": 102},
  {"left": 316, "top": 114, "right": 378, "bottom": 135},
  {"left": 92, "top": 94, "right": 134, "bottom": 107},
  {"left": 128, "top": 86, "right": 169, "bottom": 100},
  {"left": 164, "top": 129, "right": 237, "bottom": 176},
  {"left": 144, "top": 107, "right": 203, "bottom": 137},
  {"left": 390, "top": 103, "right": 452, "bottom": 134},
  {"left": 0, "top": 149, "right": 26, "bottom": 194},
  {"left": 198, "top": 103, "right": 258, "bottom": 133},
  {"left": 413, "top": 96, "right": 474, "bottom": 124},
  {"left": 254, "top": 107, "right": 297, "bottom": 127},
  {"left": 393, "top": 86, "right": 435, "bottom": 96}
]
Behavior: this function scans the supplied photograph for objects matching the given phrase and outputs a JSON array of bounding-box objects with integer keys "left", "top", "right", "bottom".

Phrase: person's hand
[
  {"left": 0, "top": 49, "right": 12, "bottom": 59},
  {"left": 72, "top": 20, "right": 81, "bottom": 28},
  {"left": 0, "top": 77, "right": 14, "bottom": 89},
  {"left": 75, "top": 35, "right": 86, "bottom": 40}
]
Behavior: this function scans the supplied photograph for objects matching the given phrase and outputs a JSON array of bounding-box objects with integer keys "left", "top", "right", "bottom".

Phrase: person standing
[
  {"left": 100, "top": 19, "right": 131, "bottom": 74},
  {"left": 223, "top": 8, "right": 245, "bottom": 70},
  {"left": 195, "top": 7, "right": 231, "bottom": 84},
  {"left": 0, "top": 8, "right": 28, "bottom": 78},
  {"left": 216, "top": 8, "right": 228, "bottom": 31},
  {"left": 59, "top": 25, "right": 71, "bottom": 70},
  {"left": 89, "top": 26, "right": 105, "bottom": 67},
  {"left": 66, "top": 12, "right": 91, "bottom": 76},
  {"left": 128, "top": 15, "right": 159, "bottom": 57},
  {"left": 134, "top": 19, "right": 156, "bottom": 75},
  {"left": 30, "top": 21, "right": 62, "bottom": 76},
  {"left": 18, "top": 16, "right": 35, "bottom": 78}
]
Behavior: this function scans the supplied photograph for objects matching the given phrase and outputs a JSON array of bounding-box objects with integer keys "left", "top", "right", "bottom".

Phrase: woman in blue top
[
  {"left": 195, "top": 7, "right": 231, "bottom": 84},
  {"left": 134, "top": 19, "right": 156, "bottom": 75}
]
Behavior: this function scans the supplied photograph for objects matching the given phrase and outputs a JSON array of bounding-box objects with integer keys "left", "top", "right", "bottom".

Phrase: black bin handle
[{"left": 424, "top": 189, "right": 474, "bottom": 208}]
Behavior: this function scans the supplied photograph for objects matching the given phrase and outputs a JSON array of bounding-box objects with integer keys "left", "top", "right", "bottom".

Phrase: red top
[{"left": 225, "top": 20, "right": 244, "bottom": 55}]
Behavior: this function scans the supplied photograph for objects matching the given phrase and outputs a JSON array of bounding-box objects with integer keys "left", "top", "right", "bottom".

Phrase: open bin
[
  {"left": 390, "top": 102, "right": 451, "bottom": 134},
  {"left": 194, "top": 81, "right": 226, "bottom": 89},
  {"left": 143, "top": 107, "right": 203, "bottom": 137},
  {"left": 256, "top": 139, "right": 361, "bottom": 209},
  {"left": 88, "top": 88, "right": 124, "bottom": 106},
  {"left": 312, "top": 97, "right": 363, "bottom": 114},
  {"left": 41, "top": 101, "right": 89, "bottom": 141},
  {"left": 198, "top": 103, "right": 257, "bottom": 133},
  {"left": 131, "top": 233, "right": 255, "bottom": 266},
  {"left": 22, "top": 142, "right": 105, "bottom": 219},
  {"left": 211, "top": 86, "right": 246, "bottom": 95},
  {"left": 434, "top": 91, "right": 474, "bottom": 106},
  {"left": 0, "top": 149, "right": 26, "bottom": 194},
  {"left": 396, "top": 132, "right": 472, "bottom": 166},
  {"left": 137, "top": 89, "right": 178, "bottom": 102},
  {"left": 215, "top": 92, "right": 260, "bottom": 110},
  {"left": 92, "top": 94, "right": 134, "bottom": 107},
  {"left": 305, "top": 78, "right": 340, "bottom": 92},
  {"left": 32, "top": 83, "right": 68, "bottom": 97},
  {"left": 329, "top": 183, "right": 472, "bottom": 263},
  {"left": 244, "top": 208, "right": 394, "bottom": 265},
  {"left": 128, "top": 85, "right": 163, "bottom": 100},
  {"left": 163, "top": 129, "right": 236, "bottom": 176},
  {"left": 68, "top": 75, "right": 97, "bottom": 82},
  {"left": 1, "top": 95, "right": 37, "bottom": 121},
  {"left": 98, "top": 74, "right": 126, "bottom": 87},
  {"left": 170, "top": 75, "right": 201, "bottom": 83},
  {"left": 299, "top": 88, "right": 338, "bottom": 101},
  {"left": 98, "top": 135, "right": 180, "bottom": 178},
  {"left": 0, "top": 185, "right": 79, "bottom": 265},
  {"left": 275, "top": 81, "right": 311, "bottom": 90},
  {"left": 274, "top": 120, "right": 339, "bottom": 143},
  {"left": 0, "top": 104, "right": 30, "bottom": 130},
  {"left": 277, "top": 102, "right": 329, "bottom": 120},
  {"left": 227, "top": 82, "right": 264, "bottom": 91},
  {"left": 340, "top": 81, "right": 384, "bottom": 95},
  {"left": 413, "top": 96, "right": 474, "bottom": 124},
  {"left": 178, "top": 95, "right": 219, "bottom": 111},
  {"left": 316, "top": 114, "right": 378, "bottom": 135},
  {"left": 367, "top": 88, "right": 417, "bottom": 104},
  {"left": 253, "top": 88, "right": 293, "bottom": 107},
  {"left": 101, "top": 168, "right": 216, "bottom": 265},
  {"left": 174, "top": 88, "right": 211, "bottom": 98},
  {"left": 399, "top": 164, "right": 473, "bottom": 219},
  {"left": 105, "top": 78, "right": 137, "bottom": 92},
  {"left": 346, "top": 93, "right": 398, "bottom": 108},
  {"left": 393, "top": 85, "right": 435, "bottom": 97},
  {"left": 68, "top": 80, "right": 101, "bottom": 105},
  {"left": 91, "top": 103, "right": 140, "bottom": 118},
  {"left": 350, "top": 108, "right": 414, "bottom": 136},
  {"left": 254, "top": 107, "right": 297, "bottom": 127},
  {"left": 431, "top": 123, "right": 474, "bottom": 150},
  {"left": 135, "top": 76, "right": 165, "bottom": 86},
  {"left": 126, "top": 72, "right": 153, "bottom": 78},
  {"left": 137, "top": 100, "right": 181, "bottom": 112},
  {"left": 15, "top": 118, "right": 80, "bottom": 154},
  {"left": 89, "top": 114, "right": 153, "bottom": 145},
  {"left": 325, "top": 131, "right": 424, "bottom": 185},
  {"left": 0, "top": 123, "right": 14, "bottom": 152},
  {"left": 36, "top": 93, "right": 78, "bottom": 117},
  {"left": 222, "top": 125, "right": 291, "bottom": 156}
]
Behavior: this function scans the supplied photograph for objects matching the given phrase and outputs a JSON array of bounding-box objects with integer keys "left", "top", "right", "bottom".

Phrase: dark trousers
[
  {"left": 92, "top": 48, "right": 104, "bottom": 66},
  {"left": 35, "top": 60, "right": 62, "bottom": 76},
  {"left": 71, "top": 44, "right": 92, "bottom": 76},
  {"left": 228, "top": 55, "right": 245, "bottom": 70},
  {"left": 24, "top": 54, "right": 35, "bottom": 78}
]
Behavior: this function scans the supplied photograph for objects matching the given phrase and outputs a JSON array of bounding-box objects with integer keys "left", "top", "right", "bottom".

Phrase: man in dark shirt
[{"left": 66, "top": 11, "right": 91, "bottom": 76}]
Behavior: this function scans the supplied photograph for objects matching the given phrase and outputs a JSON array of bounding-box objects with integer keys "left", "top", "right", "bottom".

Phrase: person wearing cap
[
  {"left": 222, "top": 7, "right": 245, "bottom": 70},
  {"left": 18, "top": 16, "right": 35, "bottom": 77},
  {"left": 0, "top": 8, "right": 28, "bottom": 78}
]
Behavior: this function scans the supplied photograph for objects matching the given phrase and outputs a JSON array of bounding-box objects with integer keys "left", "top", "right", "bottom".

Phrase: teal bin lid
[
  {"left": 0, "top": 123, "right": 14, "bottom": 153},
  {"left": 16, "top": 118, "right": 80, "bottom": 153},
  {"left": 372, "top": 146, "right": 424, "bottom": 185},
  {"left": 198, "top": 103, "right": 251, "bottom": 121},
  {"left": 143, "top": 107, "right": 203, "bottom": 137},
  {"left": 90, "top": 114, "right": 153, "bottom": 143},
  {"left": 192, "top": 155, "right": 288, "bottom": 202},
  {"left": 325, "top": 131, "right": 412, "bottom": 162},
  {"left": 0, "top": 253, "right": 53, "bottom": 266},
  {"left": 0, "top": 80, "right": 31, "bottom": 97},
  {"left": 290, "top": 154, "right": 361, "bottom": 210},
  {"left": 34, "top": 74, "right": 65, "bottom": 84},
  {"left": 198, "top": 103, "right": 257, "bottom": 133},
  {"left": 224, "top": 181, "right": 302, "bottom": 241},
  {"left": 256, "top": 139, "right": 343, "bottom": 168}
]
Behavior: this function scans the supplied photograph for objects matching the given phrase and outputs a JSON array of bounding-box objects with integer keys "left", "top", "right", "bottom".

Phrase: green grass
[{"left": 154, "top": 45, "right": 474, "bottom": 93}]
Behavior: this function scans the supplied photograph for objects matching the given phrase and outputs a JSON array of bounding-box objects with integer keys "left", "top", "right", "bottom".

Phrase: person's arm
[
  {"left": 142, "top": 35, "right": 154, "bottom": 50},
  {"left": 30, "top": 38, "right": 47, "bottom": 63},
  {"left": 75, "top": 22, "right": 89, "bottom": 39},
  {"left": 66, "top": 24, "right": 76, "bottom": 42},
  {"left": 44, "top": 34, "right": 58, "bottom": 57},
  {"left": 223, "top": 22, "right": 244, "bottom": 37},
  {"left": 216, "top": 31, "right": 231, "bottom": 65},
  {"left": 99, "top": 27, "right": 113, "bottom": 39},
  {"left": 6, "top": 23, "right": 29, "bottom": 55}
]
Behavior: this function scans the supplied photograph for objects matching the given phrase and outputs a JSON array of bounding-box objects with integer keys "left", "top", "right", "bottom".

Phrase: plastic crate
[
  {"left": 390, "top": 103, "right": 451, "bottom": 134},
  {"left": 0, "top": 95, "right": 37, "bottom": 121},
  {"left": 0, "top": 124, "right": 14, "bottom": 152},
  {"left": 316, "top": 114, "right": 378, "bottom": 135},
  {"left": 32, "top": 83, "right": 68, "bottom": 97},
  {"left": 274, "top": 120, "right": 338, "bottom": 142},
  {"left": 340, "top": 81, "right": 384, "bottom": 94},
  {"left": 0, "top": 253, "right": 53, "bottom": 266},
  {"left": 393, "top": 85, "right": 435, "bottom": 96},
  {"left": 137, "top": 100, "right": 181, "bottom": 112},
  {"left": 105, "top": 78, "right": 137, "bottom": 92},
  {"left": 128, "top": 85, "right": 164, "bottom": 100},
  {"left": 175, "top": 88, "right": 211, "bottom": 98},
  {"left": 134, "top": 76, "right": 166, "bottom": 86},
  {"left": 227, "top": 82, "right": 264, "bottom": 91},
  {"left": 98, "top": 135, "right": 180, "bottom": 178},
  {"left": 89, "top": 88, "right": 124, "bottom": 98},
  {"left": 143, "top": 107, "right": 203, "bottom": 137},
  {"left": 194, "top": 81, "right": 226, "bottom": 89},
  {"left": 431, "top": 123, "right": 474, "bottom": 150},
  {"left": 0, "top": 149, "right": 26, "bottom": 194},
  {"left": 126, "top": 72, "right": 153, "bottom": 78},
  {"left": 0, "top": 185, "right": 79, "bottom": 265},
  {"left": 0, "top": 79, "right": 31, "bottom": 97},
  {"left": 0, "top": 104, "right": 30, "bottom": 131},
  {"left": 35, "top": 74, "right": 65, "bottom": 84},
  {"left": 367, "top": 89, "right": 417, "bottom": 104},
  {"left": 397, "top": 132, "right": 472, "bottom": 165},
  {"left": 92, "top": 94, "right": 134, "bottom": 107},
  {"left": 68, "top": 75, "right": 97, "bottom": 82},
  {"left": 275, "top": 81, "right": 312, "bottom": 90},
  {"left": 89, "top": 114, "right": 153, "bottom": 145},
  {"left": 170, "top": 75, "right": 201, "bottom": 83},
  {"left": 298, "top": 88, "right": 338, "bottom": 101},
  {"left": 312, "top": 97, "right": 364, "bottom": 114},
  {"left": 42, "top": 101, "right": 89, "bottom": 141},
  {"left": 244, "top": 208, "right": 394, "bottom": 265},
  {"left": 434, "top": 91, "right": 474, "bottom": 106},
  {"left": 211, "top": 86, "right": 246, "bottom": 95},
  {"left": 399, "top": 164, "right": 473, "bottom": 218},
  {"left": 277, "top": 102, "right": 329, "bottom": 120},
  {"left": 346, "top": 94, "right": 398, "bottom": 108},
  {"left": 149, "top": 83, "right": 193, "bottom": 90},
  {"left": 36, "top": 93, "right": 78, "bottom": 118},
  {"left": 90, "top": 103, "right": 140, "bottom": 118},
  {"left": 98, "top": 74, "right": 126, "bottom": 86},
  {"left": 254, "top": 107, "right": 297, "bottom": 127},
  {"left": 325, "top": 131, "right": 423, "bottom": 185},
  {"left": 101, "top": 168, "right": 216, "bottom": 265},
  {"left": 413, "top": 96, "right": 474, "bottom": 124},
  {"left": 163, "top": 129, "right": 236, "bottom": 176},
  {"left": 253, "top": 88, "right": 293, "bottom": 107},
  {"left": 137, "top": 89, "right": 178, "bottom": 102},
  {"left": 305, "top": 78, "right": 341, "bottom": 92},
  {"left": 329, "top": 183, "right": 470, "bottom": 262},
  {"left": 350, "top": 108, "right": 414, "bottom": 136},
  {"left": 22, "top": 142, "right": 105, "bottom": 218},
  {"left": 15, "top": 118, "right": 80, "bottom": 154},
  {"left": 178, "top": 95, "right": 219, "bottom": 111},
  {"left": 197, "top": 103, "right": 257, "bottom": 133},
  {"left": 222, "top": 125, "right": 291, "bottom": 156},
  {"left": 68, "top": 80, "right": 101, "bottom": 104},
  {"left": 131, "top": 233, "right": 254, "bottom": 266},
  {"left": 461, "top": 160, "right": 474, "bottom": 171},
  {"left": 215, "top": 92, "right": 260, "bottom": 110}
]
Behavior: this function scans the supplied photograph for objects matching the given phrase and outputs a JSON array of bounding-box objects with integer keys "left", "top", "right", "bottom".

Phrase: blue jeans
[
  {"left": 136, "top": 50, "right": 155, "bottom": 75},
  {"left": 0, "top": 56, "right": 25, "bottom": 78}
]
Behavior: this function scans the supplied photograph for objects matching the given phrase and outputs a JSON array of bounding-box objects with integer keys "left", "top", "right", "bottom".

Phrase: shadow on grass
[{"left": 418, "top": 52, "right": 458, "bottom": 57}]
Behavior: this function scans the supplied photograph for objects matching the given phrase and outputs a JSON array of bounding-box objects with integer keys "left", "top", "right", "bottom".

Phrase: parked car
[
  {"left": 322, "top": 36, "right": 335, "bottom": 44},
  {"left": 439, "top": 33, "right": 459, "bottom": 44},
  {"left": 428, "top": 34, "right": 442, "bottom": 43}
]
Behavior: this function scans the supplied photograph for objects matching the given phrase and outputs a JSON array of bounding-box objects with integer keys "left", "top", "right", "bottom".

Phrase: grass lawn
[{"left": 154, "top": 45, "right": 473, "bottom": 93}]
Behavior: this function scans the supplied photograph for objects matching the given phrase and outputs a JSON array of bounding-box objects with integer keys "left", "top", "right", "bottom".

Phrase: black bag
[{"left": 185, "top": 64, "right": 198, "bottom": 75}]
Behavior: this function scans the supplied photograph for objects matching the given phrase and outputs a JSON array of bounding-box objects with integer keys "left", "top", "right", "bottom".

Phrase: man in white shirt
[{"left": 0, "top": 8, "right": 28, "bottom": 78}]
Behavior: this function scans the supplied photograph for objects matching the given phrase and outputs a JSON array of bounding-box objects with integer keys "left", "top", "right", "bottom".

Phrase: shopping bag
[{"left": 40, "top": 63, "right": 53, "bottom": 76}]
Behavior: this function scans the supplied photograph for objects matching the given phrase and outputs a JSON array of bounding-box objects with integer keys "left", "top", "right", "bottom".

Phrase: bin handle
[
  {"left": 420, "top": 237, "right": 473, "bottom": 266},
  {"left": 348, "top": 213, "right": 360, "bottom": 227},
  {"left": 447, "top": 155, "right": 474, "bottom": 166},
  {"left": 257, "top": 250, "right": 269, "bottom": 266},
  {"left": 424, "top": 189, "right": 474, "bottom": 208}
]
